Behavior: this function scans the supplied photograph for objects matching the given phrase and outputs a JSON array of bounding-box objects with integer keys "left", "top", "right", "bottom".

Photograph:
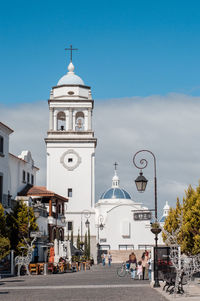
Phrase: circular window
[{"left": 68, "top": 91, "right": 74, "bottom": 95}]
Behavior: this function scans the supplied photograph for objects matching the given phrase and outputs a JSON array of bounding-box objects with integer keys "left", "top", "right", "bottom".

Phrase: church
[{"left": 43, "top": 49, "right": 167, "bottom": 261}]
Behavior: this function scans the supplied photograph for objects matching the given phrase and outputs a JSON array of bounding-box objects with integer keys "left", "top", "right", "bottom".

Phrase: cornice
[
  {"left": 47, "top": 130, "right": 94, "bottom": 136},
  {"left": 48, "top": 99, "right": 94, "bottom": 108},
  {"left": 44, "top": 137, "right": 97, "bottom": 147},
  {"left": 52, "top": 84, "right": 91, "bottom": 89}
]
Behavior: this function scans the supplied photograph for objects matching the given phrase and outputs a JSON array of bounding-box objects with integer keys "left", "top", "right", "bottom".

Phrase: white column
[
  {"left": 68, "top": 109, "right": 73, "bottom": 131},
  {"left": 72, "top": 111, "right": 76, "bottom": 131},
  {"left": 53, "top": 110, "right": 57, "bottom": 131},
  {"left": 49, "top": 108, "right": 53, "bottom": 130},
  {"left": 88, "top": 108, "right": 92, "bottom": 131},
  {"left": 64, "top": 110, "right": 68, "bottom": 131},
  {"left": 91, "top": 152, "right": 95, "bottom": 208}
]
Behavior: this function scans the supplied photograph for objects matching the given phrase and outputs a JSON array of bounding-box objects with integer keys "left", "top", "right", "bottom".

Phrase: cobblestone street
[{"left": 0, "top": 264, "right": 167, "bottom": 301}]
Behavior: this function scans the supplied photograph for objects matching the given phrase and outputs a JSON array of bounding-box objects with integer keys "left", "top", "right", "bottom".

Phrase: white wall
[
  {"left": 96, "top": 203, "right": 155, "bottom": 250},
  {"left": 9, "top": 152, "right": 37, "bottom": 199},
  {"left": 0, "top": 127, "right": 10, "bottom": 201}
]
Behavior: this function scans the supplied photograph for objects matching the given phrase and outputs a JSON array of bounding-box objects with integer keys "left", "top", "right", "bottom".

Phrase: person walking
[
  {"left": 137, "top": 261, "right": 143, "bottom": 280},
  {"left": 147, "top": 252, "right": 152, "bottom": 281},
  {"left": 108, "top": 252, "right": 112, "bottom": 267},
  {"left": 141, "top": 250, "right": 149, "bottom": 280},
  {"left": 129, "top": 252, "right": 137, "bottom": 279},
  {"left": 101, "top": 253, "right": 106, "bottom": 266}
]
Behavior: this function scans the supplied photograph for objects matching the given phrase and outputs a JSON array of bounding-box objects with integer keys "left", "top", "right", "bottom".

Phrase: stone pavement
[{"left": 0, "top": 264, "right": 167, "bottom": 301}]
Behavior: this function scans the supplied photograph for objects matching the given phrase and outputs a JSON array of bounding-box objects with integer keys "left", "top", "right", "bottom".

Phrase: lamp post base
[{"left": 153, "top": 280, "right": 160, "bottom": 288}]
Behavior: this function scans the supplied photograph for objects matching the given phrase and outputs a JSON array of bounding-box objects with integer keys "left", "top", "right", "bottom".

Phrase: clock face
[{"left": 60, "top": 149, "right": 81, "bottom": 171}]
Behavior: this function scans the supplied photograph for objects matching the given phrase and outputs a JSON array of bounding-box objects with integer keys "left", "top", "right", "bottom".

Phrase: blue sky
[{"left": 1, "top": 0, "right": 200, "bottom": 104}]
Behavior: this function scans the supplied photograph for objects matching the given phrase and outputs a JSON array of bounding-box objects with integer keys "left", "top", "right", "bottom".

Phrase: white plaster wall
[
  {"left": 46, "top": 143, "right": 95, "bottom": 211},
  {"left": 97, "top": 204, "right": 155, "bottom": 250},
  {"left": 9, "top": 154, "right": 37, "bottom": 199},
  {"left": 0, "top": 128, "right": 9, "bottom": 197},
  {"left": 53, "top": 86, "right": 90, "bottom": 99}
]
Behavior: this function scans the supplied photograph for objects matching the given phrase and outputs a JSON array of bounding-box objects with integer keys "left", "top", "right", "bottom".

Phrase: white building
[
  {"left": 0, "top": 122, "right": 38, "bottom": 210},
  {"left": 45, "top": 60, "right": 97, "bottom": 259},
  {"left": 95, "top": 167, "right": 155, "bottom": 251},
  {"left": 0, "top": 122, "right": 13, "bottom": 207}
]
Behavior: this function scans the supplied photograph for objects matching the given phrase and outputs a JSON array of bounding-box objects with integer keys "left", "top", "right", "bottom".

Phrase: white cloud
[{"left": 1, "top": 93, "right": 200, "bottom": 217}]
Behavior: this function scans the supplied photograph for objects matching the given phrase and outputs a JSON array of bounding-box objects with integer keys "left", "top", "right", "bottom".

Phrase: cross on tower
[
  {"left": 65, "top": 45, "right": 78, "bottom": 62},
  {"left": 114, "top": 162, "right": 118, "bottom": 171}
]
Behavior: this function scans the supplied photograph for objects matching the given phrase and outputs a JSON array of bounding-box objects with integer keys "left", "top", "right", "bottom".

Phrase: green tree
[
  {"left": 77, "top": 229, "right": 80, "bottom": 250},
  {"left": 163, "top": 183, "right": 200, "bottom": 255},
  {"left": 0, "top": 203, "right": 7, "bottom": 237},
  {"left": 71, "top": 230, "right": 74, "bottom": 246},
  {"left": 84, "top": 232, "right": 88, "bottom": 258},
  {"left": 163, "top": 198, "right": 182, "bottom": 243},
  {"left": 87, "top": 227, "right": 91, "bottom": 259},
  {"left": 0, "top": 204, "right": 10, "bottom": 260},
  {"left": 0, "top": 236, "right": 10, "bottom": 260},
  {"left": 6, "top": 201, "right": 38, "bottom": 255}
]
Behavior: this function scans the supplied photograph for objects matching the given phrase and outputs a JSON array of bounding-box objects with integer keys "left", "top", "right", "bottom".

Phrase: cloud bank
[{"left": 1, "top": 93, "right": 200, "bottom": 217}]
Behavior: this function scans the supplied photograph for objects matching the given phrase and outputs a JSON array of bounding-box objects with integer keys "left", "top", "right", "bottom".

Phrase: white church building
[
  {"left": 43, "top": 54, "right": 169, "bottom": 261},
  {"left": 45, "top": 59, "right": 97, "bottom": 258},
  {"left": 95, "top": 166, "right": 155, "bottom": 251}
]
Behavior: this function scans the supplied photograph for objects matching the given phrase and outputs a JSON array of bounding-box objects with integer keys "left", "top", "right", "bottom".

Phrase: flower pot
[{"left": 151, "top": 227, "right": 161, "bottom": 235}]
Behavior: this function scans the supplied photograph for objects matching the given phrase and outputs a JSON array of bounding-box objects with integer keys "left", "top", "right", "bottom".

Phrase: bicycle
[{"left": 117, "top": 262, "right": 131, "bottom": 277}]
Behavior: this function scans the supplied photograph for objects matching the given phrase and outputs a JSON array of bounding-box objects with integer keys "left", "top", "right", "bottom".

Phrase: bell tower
[{"left": 45, "top": 52, "right": 97, "bottom": 253}]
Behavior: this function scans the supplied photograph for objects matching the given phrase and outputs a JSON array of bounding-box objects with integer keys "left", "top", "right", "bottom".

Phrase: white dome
[{"left": 57, "top": 62, "right": 84, "bottom": 86}]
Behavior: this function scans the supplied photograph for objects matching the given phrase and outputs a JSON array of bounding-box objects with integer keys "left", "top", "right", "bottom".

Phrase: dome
[
  {"left": 57, "top": 62, "right": 84, "bottom": 86},
  {"left": 160, "top": 216, "right": 166, "bottom": 223},
  {"left": 100, "top": 187, "right": 131, "bottom": 200}
]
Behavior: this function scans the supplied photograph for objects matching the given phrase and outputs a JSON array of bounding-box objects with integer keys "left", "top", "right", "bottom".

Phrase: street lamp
[
  {"left": 97, "top": 215, "right": 104, "bottom": 246},
  {"left": 133, "top": 149, "right": 160, "bottom": 288},
  {"left": 135, "top": 171, "right": 148, "bottom": 192},
  {"left": 81, "top": 210, "right": 91, "bottom": 241},
  {"left": 85, "top": 219, "right": 90, "bottom": 228}
]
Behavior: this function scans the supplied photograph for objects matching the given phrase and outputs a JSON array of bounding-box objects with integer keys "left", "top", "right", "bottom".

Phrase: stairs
[{"left": 110, "top": 250, "right": 145, "bottom": 263}]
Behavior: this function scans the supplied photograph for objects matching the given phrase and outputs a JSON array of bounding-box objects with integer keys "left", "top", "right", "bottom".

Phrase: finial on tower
[{"left": 112, "top": 162, "right": 119, "bottom": 188}]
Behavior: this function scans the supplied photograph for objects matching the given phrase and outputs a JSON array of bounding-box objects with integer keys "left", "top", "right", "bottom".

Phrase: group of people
[
  {"left": 101, "top": 252, "right": 112, "bottom": 267},
  {"left": 126, "top": 250, "right": 152, "bottom": 280}
]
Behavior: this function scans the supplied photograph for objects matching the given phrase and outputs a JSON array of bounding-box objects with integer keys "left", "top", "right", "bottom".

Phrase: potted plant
[{"left": 151, "top": 222, "right": 162, "bottom": 235}]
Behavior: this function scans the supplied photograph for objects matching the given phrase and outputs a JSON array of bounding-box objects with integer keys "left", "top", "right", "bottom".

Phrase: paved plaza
[{"left": 0, "top": 264, "right": 167, "bottom": 301}]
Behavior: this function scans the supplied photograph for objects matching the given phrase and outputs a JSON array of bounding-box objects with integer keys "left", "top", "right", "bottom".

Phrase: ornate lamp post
[
  {"left": 96, "top": 215, "right": 104, "bottom": 246},
  {"left": 133, "top": 149, "right": 161, "bottom": 288},
  {"left": 81, "top": 210, "right": 91, "bottom": 241}
]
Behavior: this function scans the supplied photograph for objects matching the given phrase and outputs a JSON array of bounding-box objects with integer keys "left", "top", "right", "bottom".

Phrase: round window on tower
[
  {"left": 68, "top": 91, "right": 74, "bottom": 95},
  {"left": 60, "top": 149, "right": 82, "bottom": 171}
]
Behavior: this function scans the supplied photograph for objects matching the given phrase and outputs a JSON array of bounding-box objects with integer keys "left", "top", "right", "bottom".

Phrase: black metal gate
[{"left": 154, "top": 246, "right": 174, "bottom": 280}]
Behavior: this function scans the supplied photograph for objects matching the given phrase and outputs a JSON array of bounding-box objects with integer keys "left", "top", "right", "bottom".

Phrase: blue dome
[
  {"left": 100, "top": 188, "right": 131, "bottom": 200},
  {"left": 160, "top": 216, "right": 166, "bottom": 223}
]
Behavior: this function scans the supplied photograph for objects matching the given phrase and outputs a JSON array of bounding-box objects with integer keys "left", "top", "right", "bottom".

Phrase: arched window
[
  {"left": 57, "top": 111, "right": 66, "bottom": 131},
  {"left": 75, "top": 112, "right": 84, "bottom": 131}
]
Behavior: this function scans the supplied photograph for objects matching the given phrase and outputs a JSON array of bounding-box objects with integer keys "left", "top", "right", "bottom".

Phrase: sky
[{"left": 1, "top": 0, "right": 200, "bottom": 217}]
